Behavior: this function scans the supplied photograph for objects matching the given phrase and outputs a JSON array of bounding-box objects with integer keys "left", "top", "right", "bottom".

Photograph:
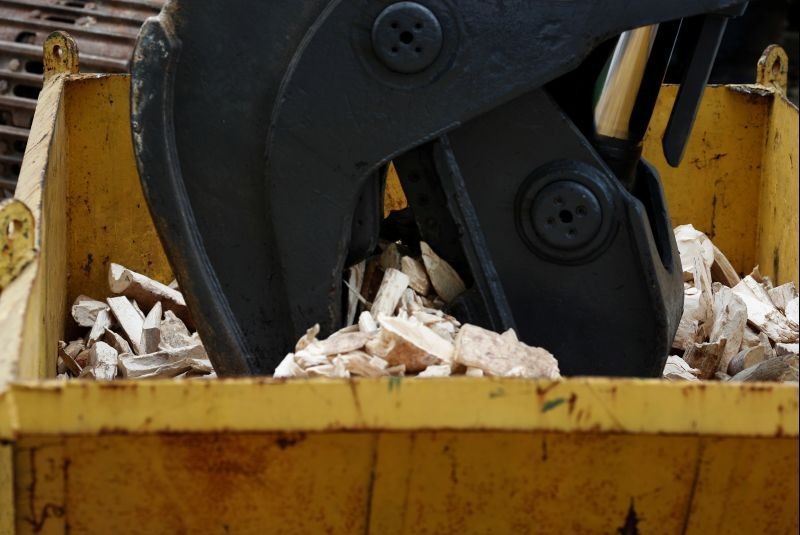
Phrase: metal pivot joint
[
  {"left": 531, "top": 182, "right": 601, "bottom": 249},
  {"left": 516, "top": 161, "right": 614, "bottom": 262},
  {"left": 372, "top": 2, "right": 443, "bottom": 73}
]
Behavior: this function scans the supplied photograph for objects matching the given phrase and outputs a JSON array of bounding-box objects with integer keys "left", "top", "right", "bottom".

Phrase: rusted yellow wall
[
  {"left": 10, "top": 430, "right": 798, "bottom": 534},
  {"left": 64, "top": 75, "right": 171, "bottom": 321},
  {"left": 7, "top": 73, "right": 69, "bottom": 381},
  {"left": 645, "top": 85, "right": 799, "bottom": 285},
  {"left": 644, "top": 85, "right": 769, "bottom": 279},
  {"left": 756, "top": 93, "right": 799, "bottom": 285},
  {"left": 3, "top": 377, "right": 798, "bottom": 534},
  {"left": 0, "top": 443, "right": 13, "bottom": 533}
]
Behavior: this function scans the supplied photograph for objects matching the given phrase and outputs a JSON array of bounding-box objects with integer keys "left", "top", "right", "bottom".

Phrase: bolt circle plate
[
  {"left": 531, "top": 180, "right": 602, "bottom": 249},
  {"left": 515, "top": 160, "right": 617, "bottom": 263},
  {"left": 371, "top": 2, "right": 443, "bottom": 74}
]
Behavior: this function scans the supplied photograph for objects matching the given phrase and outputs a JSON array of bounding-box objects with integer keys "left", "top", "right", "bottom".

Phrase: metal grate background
[{"left": 0, "top": 0, "right": 164, "bottom": 197}]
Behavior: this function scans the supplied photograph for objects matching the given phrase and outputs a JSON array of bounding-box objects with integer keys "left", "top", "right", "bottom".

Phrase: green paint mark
[
  {"left": 541, "top": 397, "right": 566, "bottom": 413},
  {"left": 388, "top": 376, "right": 402, "bottom": 392},
  {"left": 488, "top": 387, "right": 506, "bottom": 399}
]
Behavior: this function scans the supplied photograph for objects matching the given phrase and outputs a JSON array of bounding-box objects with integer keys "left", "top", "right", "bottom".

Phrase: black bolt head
[
  {"left": 531, "top": 180, "right": 602, "bottom": 250},
  {"left": 372, "top": 2, "right": 443, "bottom": 74}
]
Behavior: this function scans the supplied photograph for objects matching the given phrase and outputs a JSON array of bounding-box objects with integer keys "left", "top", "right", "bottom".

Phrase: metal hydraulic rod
[{"left": 595, "top": 25, "right": 660, "bottom": 142}]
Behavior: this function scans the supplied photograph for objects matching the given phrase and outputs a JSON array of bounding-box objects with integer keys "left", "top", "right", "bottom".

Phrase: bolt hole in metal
[
  {"left": 400, "top": 31, "right": 414, "bottom": 44},
  {"left": 53, "top": 45, "right": 63, "bottom": 59},
  {"left": 772, "top": 58, "right": 781, "bottom": 76},
  {"left": 7, "top": 219, "right": 22, "bottom": 239},
  {"left": 528, "top": 179, "right": 604, "bottom": 252}
]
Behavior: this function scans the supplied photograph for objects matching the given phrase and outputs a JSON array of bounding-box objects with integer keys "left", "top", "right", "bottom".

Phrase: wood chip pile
[
  {"left": 57, "top": 225, "right": 798, "bottom": 383},
  {"left": 57, "top": 263, "right": 214, "bottom": 380},
  {"left": 664, "top": 225, "right": 799, "bottom": 383},
  {"left": 273, "top": 241, "right": 561, "bottom": 379}
]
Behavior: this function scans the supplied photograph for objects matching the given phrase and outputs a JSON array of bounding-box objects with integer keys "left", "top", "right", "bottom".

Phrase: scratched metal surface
[
  {"left": 4, "top": 370, "right": 797, "bottom": 532},
  {"left": 10, "top": 428, "right": 798, "bottom": 534}
]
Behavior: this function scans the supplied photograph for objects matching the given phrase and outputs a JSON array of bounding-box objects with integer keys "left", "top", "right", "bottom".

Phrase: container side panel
[
  {"left": 685, "top": 436, "right": 799, "bottom": 534},
  {"left": 367, "top": 433, "right": 415, "bottom": 531},
  {"left": 53, "top": 433, "right": 372, "bottom": 534},
  {"left": 12, "top": 432, "right": 796, "bottom": 534},
  {"left": 756, "top": 95, "right": 799, "bottom": 286},
  {"left": 30, "top": 90, "right": 68, "bottom": 380},
  {"left": 371, "top": 432, "right": 700, "bottom": 534},
  {"left": 0, "top": 264, "right": 37, "bottom": 387},
  {"left": 13, "top": 437, "right": 65, "bottom": 534},
  {"left": 8, "top": 378, "right": 799, "bottom": 437},
  {"left": 0, "top": 444, "right": 14, "bottom": 533},
  {"left": 644, "top": 85, "right": 767, "bottom": 275},
  {"left": 64, "top": 75, "right": 171, "bottom": 332},
  {"left": 7, "top": 74, "right": 69, "bottom": 381}
]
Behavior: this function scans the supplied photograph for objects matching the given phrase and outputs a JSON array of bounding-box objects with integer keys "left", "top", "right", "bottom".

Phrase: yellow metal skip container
[{"left": 0, "top": 41, "right": 797, "bottom": 534}]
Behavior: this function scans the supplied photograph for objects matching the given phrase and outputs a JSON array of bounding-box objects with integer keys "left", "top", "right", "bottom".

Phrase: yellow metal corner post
[
  {"left": 756, "top": 92, "right": 799, "bottom": 285},
  {"left": 0, "top": 33, "right": 77, "bottom": 385},
  {"left": 754, "top": 46, "right": 799, "bottom": 285}
]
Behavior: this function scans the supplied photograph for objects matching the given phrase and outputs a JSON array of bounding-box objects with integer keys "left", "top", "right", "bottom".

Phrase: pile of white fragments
[
  {"left": 663, "top": 225, "right": 798, "bottom": 382},
  {"left": 61, "top": 226, "right": 798, "bottom": 383},
  {"left": 273, "top": 241, "right": 560, "bottom": 379},
  {"left": 57, "top": 263, "right": 214, "bottom": 380}
]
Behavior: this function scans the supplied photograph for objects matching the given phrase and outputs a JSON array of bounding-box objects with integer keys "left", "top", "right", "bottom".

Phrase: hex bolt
[{"left": 371, "top": 1, "right": 443, "bottom": 74}]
